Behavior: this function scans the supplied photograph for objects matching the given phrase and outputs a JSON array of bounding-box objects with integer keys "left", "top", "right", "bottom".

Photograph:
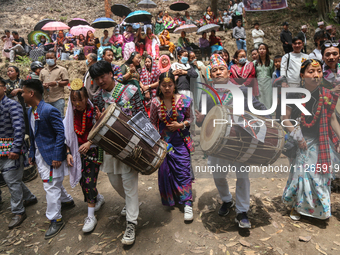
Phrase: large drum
[
  {"left": 200, "top": 105, "right": 285, "bottom": 165},
  {"left": 88, "top": 103, "right": 167, "bottom": 175}
]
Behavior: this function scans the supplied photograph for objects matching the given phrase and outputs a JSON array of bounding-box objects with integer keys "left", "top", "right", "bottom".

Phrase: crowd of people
[{"left": 2, "top": 4, "right": 340, "bottom": 248}]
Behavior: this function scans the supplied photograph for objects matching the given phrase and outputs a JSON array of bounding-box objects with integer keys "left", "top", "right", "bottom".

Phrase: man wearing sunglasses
[
  {"left": 321, "top": 41, "right": 340, "bottom": 94},
  {"left": 309, "top": 30, "right": 329, "bottom": 62}
]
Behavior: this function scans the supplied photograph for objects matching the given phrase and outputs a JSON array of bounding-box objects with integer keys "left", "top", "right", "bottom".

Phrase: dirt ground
[{"left": 1, "top": 131, "right": 340, "bottom": 255}]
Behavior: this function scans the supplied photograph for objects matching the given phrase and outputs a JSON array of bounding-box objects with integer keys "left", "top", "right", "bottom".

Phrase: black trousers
[{"left": 283, "top": 44, "right": 293, "bottom": 54}]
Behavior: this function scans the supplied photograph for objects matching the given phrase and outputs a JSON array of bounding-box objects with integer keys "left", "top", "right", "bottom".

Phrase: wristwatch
[
  {"left": 148, "top": 85, "right": 151, "bottom": 90},
  {"left": 181, "top": 122, "right": 186, "bottom": 130}
]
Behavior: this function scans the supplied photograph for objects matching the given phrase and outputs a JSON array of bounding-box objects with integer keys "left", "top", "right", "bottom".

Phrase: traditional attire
[
  {"left": 120, "top": 62, "right": 144, "bottom": 102},
  {"left": 255, "top": 59, "right": 274, "bottom": 110},
  {"left": 122, "top": 31, "right": 135, "bottom": 60},
  {"left": 109, "top": 33, "right": 123, "bottom": 60},
  {"left": 155, "top": 15, "right": 165, "bottom": 35},
  {"left": 2, "top": 35, "right": 13, "bottom": 59},
  {"left": 163, "top": 15, "right": 176, "bottom": 30},
  {"left": 150, "top": 94, "right": 194, "bottom": 206},
  {"left": 282, "top": 87, "right": 340, "bottom": 219},
  {"left": 97, "top": 36, "right": 111, "bottom": 61},
  {"left": 203, "top": 11, "right": 216, "bottom": 24},
  {"left": 230, "top": 61, "right": 259, "bottom": 97},
  {"left": 159, "top": 30, "right": 175, "bottom": 54},
  {"left": 158, "top": 55, "right": 171, "bottom": 74},
  {"left": 143, "top": 34, "right": 160, "bottom": 59}
]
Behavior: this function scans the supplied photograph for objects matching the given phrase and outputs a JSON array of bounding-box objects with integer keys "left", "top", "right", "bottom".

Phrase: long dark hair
[
  {"left": 156, "top": 72, "right": 179, "bottom": 99},
  {"left": 125, "top": 51, "right": 141, "bottom": 69},
  {"left": 70, "top": 87, "right": 89, "bottom": 102},
  {"left": 144, "top": 55, "right": 153, "bottom": 72},
  {"left": 233, "top": 49, "right": 246, "bottom": 60},
  {"left": 257, "top": 43, "right": 271, "bottom": 67},
  {"left": 8, "top": 66, "right": 20, "bottom": 80}
]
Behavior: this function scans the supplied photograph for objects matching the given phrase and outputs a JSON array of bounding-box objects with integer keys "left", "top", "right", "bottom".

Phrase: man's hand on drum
[
  {"left": 95, "top": 106, "right": 105, "bottom": 121},
  {"left": 167, "top": 121, "right": 183, "bottom": 132},
  {"left": 195, "top": 110, "right": 205, "bottom": 123},
  {"left": 8, "top": 152, "right": 19, "bottom": 160},
  {"left": 79, "top": 141, "right": 91, "bottom": 155},
  {"left": 298, "top": 138, "right": 307, "bottom": 150}
]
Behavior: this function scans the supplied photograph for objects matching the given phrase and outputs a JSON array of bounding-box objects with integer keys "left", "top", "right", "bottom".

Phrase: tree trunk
[
  {"left": 317, "top": 0, "right": 333, "bottom": 20},
  {"left": 211, "top": 0, "right": 218, "bottom": 18},
  {"left": 105, "top": 0, "right": 112, "bottom": 18}
]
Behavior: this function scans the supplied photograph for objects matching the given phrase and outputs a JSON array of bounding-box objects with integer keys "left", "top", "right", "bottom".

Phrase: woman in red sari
[{"left": 229, "top": 49, "right": 259, "bottom": 97}]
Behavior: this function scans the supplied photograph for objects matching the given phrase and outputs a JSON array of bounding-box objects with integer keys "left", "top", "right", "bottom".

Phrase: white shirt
[
  {"left": 309, "top": 48, "right": 322, "bottom": 62},
  {"left": 252, "top": 29, "right": 264, "bottom": 44},
  {"left": 237, "top": 2, "right": 245, "bottom": 13},
  {"left": 280, "top": 52, "right": 309, "bottom": 88},
  {"left": 30, "top": 112, "right": 67, "bottom": 180}
]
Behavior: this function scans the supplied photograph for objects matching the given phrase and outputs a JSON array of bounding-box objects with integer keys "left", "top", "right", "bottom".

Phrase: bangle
[
  {"left": 181, "top": 122, "right": 186, "bottom": 130},
  {"left": 66, "top": 152, "right": 72, "bottom": 155}
]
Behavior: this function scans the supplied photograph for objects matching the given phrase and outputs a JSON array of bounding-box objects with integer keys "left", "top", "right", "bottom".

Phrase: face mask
[
  {"left": 190, "top": 59, "right": 196, "bottom": 64},
  {"left": 46, "top": 59, "right": 55, "bottom": 66},
  {"left": 41, "top": 39, "right": 46, "bottom": 42},
  {"left": 181, "top": 56, "right": 188, "bottom": 64},
  {"left": 86, "top": 59, "right": 89, "bottom": 66},
  {"left": 238, "top": 58, "right": 247, "bottom": 65},
  {"left": 224, "top": 12, "right": 227, "bottom": 15}
]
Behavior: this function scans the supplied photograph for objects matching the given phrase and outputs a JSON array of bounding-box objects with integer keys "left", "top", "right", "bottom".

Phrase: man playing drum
[
  {"left": 195, "top": 54, "right": 268, "bottom": 229},
  {"left": 89, "top": 61, "right": 146, "bottom": 245}
]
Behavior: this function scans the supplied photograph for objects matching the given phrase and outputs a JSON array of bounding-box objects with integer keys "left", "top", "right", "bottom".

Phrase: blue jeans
[
  {"left": 49, "top": 98, "right": 65, "bottom": 118},
  {"left": 236, "top": 39, "right": 247, "bottom": 52}
]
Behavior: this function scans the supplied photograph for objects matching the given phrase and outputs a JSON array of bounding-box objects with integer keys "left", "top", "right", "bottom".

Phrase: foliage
[
  {"left": 15, "top": 55, "right": 31, "bottom": 67},
  {"left": 60, "top": 16, "right": 67, "bottom": 22},
  {"left": 38, "top": 56, "right": 45, "bottom": 64}
]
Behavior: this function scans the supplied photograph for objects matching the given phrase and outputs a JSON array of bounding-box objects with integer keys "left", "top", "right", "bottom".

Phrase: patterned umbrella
[
  {"left": 174, "top": 24, "right": 197, "bottom": 34},
  {"left": 91, "top": 17, "right": 117, "bottom": 29},
  {"left": 125, "top": 10, "right": 152, "bottom": 23},
  {"left": 170, "top": 1, "right": 190, "bottom": 11},
  {"left": 137, "top": 0, "right": 157, "bottom": 9},
  {"left": 27, "top": 31, "right": 52, "bottom": 45},
  {"left": 41, "top": 21, "right": 70, "bottom": 31},
  {"left": 34, "top": 19, "right": 56, "bottom": 31},
  {"left": 68, "top": 18, "right": 90, "bottom": 28},
  {"left": 196, "top": 24, "right": 220, "bottom": 35},
  {"left": 111, "top": 4, "right": 132, "bottom": 17},
  {"left": 70, "top": 25, "right": 95, "bottom": 36}
]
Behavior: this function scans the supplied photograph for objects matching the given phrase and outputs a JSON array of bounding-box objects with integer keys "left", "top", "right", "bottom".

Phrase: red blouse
[{"left": 74, "top": 106, "right": 94, "bottom": 145}]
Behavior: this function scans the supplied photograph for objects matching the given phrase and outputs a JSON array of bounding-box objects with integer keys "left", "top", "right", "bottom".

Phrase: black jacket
[
  {"left": 171, "top": 66, "right": 198, "bottom": 91},
  {"left": 280, "top": 29, "right": 292, "bottom": 46}
]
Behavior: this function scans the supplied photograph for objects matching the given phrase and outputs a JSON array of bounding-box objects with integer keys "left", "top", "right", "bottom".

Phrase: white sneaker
[
  {"left": 121, "top": 221, "right": 135, "bottom": 245},
  {"left": 94, "top": 194, "right": 105, "bottom": 212},
  {"left": 170, "top": 53, "right": 174, "bottom": 59},
  {"left": 184, "top": 205, "right": 193, "bottom": 221},
  {"left": 121, "top": 205, "right": 126, "bottom": 216},
  {"left": 290, "top": 208, "right": 301, "bottom": 221},
  {"left": 82, "top": 216, "right": 97, "bottom": 233}
]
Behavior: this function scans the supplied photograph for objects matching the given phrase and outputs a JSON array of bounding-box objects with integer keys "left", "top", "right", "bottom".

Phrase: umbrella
[
  {"left": 174, "top": 24, "right": 197, "bottom": 34},
  {"left": 70, "top": 25, "right": 95, "bottom": 36},
  {"left": 125, "top": 10, "right": 152, "bottom": 23},
  {"left": 27, "top": 31, "right": 52, "bottom": 45},
  {"left": 34, "top": 19, "right": 56, "bottom": 31},
  {"left": 170, "top": 1, "right": 190, "bottom": 11},
  {"left": 137, "top": 0, "right": 157, "bottom": 9},
  {"left": 91, "top": 17, "right": 117, "bottom": 29},
  {"left": 68, "top": 18, "right": 90, "bottom": 28},
  {"left": 196, "top": 24, "right": 220, "bottom": 35},
  {"left": 41, "top": 21, "right": 70, "bottom": 31},
  {"left": 111, "top": 4, "right": 132, "bottom": 17}
]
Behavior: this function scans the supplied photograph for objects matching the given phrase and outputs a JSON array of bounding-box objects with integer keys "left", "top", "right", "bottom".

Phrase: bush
[{"left": 15, "top": 56, "right": 31, "bottom": 67}]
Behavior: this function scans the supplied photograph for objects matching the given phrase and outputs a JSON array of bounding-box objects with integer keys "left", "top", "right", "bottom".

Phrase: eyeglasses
[{"left": 323, "top": 40, "right": 339, "bottom": 47}]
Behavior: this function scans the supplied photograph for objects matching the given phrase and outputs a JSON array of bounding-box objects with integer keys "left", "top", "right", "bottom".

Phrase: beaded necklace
[
  {"left": 74, "top": 110, "right": 87, "bottom": 135},
  {"left": 160, "top": 96, "right": 177, "bottom": 125}
]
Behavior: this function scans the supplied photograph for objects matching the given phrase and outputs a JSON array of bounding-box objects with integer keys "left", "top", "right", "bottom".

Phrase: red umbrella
[
  {"left": 41, "top": 21, "right": 70, "bottom": 31},
  {"left": 170, "top": 1, "right": 190, "bottom": 11}
]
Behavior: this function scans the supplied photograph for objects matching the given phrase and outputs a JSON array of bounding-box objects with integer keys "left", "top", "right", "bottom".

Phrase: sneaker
[
  {"left": 290, "top": 208, "right": 301, "bottom": 221},
  {"left": 170, "top": 52, "right": 174, "bottom": 59},
  {"left": 218, "top": 200, "right": 235, "bottom": 216},
  {"left": 121, "top": 205, "right": 126, "bottom": 216},
  {"left": 45, "top": 219, "right": 65, "bottom": 239},
  {"left": 82, "top": 216, "right": 97, "bottom": 233},
  {"left": 121, "top": 221, "right": 136, "bottom": 245},
  {"left": 184, "top": 205, "right": 193, "bottom": 221},
  {"left": 235, "top": 212, "right": 251, "bottom": 229},
  {"left": 61, "top": 200, "right": 75, "bottom": 210},
  {"left": 94, "top": 194, "right": 105, "bottom": 212}
]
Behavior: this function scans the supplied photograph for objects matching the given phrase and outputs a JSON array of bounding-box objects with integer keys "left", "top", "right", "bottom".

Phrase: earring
[{"left": 301, "top": 78, "right": 305, "bottom": 87}]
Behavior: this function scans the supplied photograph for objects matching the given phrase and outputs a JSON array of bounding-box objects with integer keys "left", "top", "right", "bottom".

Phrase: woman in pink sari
[
  {"left": 229, "top": 49, "right": 259, "bottom": 97},
  {"left": 122, "top": 25, "right": 136, "bottom": 60},
  {"left": 140, "top": 27, "right": 160, "bottom": 60},
  {"left": 2, "top": 30, "right": 13, "bottom": 60}
]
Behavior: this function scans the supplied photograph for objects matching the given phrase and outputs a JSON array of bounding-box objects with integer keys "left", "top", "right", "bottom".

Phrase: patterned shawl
[
  {"left": 158, "top": 55, "right": 171, "bottom": 73},
  {"left": 140, "top": 57, "right": 161, "bottom": 97},
  {"left": 230, "top": 61, "right": 259, "bottom": 96},
  {"left": 323, "top": 62, "right": 340, "bottom": 87}
]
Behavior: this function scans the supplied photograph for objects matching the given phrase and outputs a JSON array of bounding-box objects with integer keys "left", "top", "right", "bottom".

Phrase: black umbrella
[
  {"left": 68, "top": 18, "right": 90, "bottom": 28},
  {"left": 91, "top": 17, "right": 117, "bottom": 29},
  {"left": 111, "top": 4, "right": 132, "bottom": 17},
  {"left": 34, "top": 19, "right": 56, "bottom": 31},
  {"left": 125, "top": 11, "right": 152, "bottom": 24},
  {"left": 137, "top": 0, "right": 157, "bottom": 9},
  {"left": 170, "top": 1, "right": 190, "bottom": 11}
]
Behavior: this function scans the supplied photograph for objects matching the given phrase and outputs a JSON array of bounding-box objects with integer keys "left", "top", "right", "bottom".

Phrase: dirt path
[{"left": 1, "top": 136, "right": 340, "bottom": 255}]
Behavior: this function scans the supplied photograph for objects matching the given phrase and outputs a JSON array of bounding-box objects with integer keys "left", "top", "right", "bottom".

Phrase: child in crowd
[
  {"left": 272, "top": 55, "right": 282, "bottom": 120},
  {"left": 26, "top": 61, "right": 44, "bottom": 80}
]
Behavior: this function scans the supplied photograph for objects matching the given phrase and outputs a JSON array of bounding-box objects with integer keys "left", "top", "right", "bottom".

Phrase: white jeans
[
  {"left": 43, "top": 176, "right": 73, "bottom": 220},
  {"left": 208, "top": 156, "right": 250, "bottom": 214},
  {"left": 9, "top": 44, "right": 25, "bottom": 62},
  {"left": 107, "top": 170, "right": 139, "bottom": 225}
]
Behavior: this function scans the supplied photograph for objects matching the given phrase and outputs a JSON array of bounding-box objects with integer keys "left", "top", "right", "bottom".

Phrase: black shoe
[
  {"left": 45, "top": 219, "right": 65, "bottom": 239},
  {"left": 235, "top": 212, "right": 251, "bottom": 229},
  {"left": 23, "top": 197, "right": 38, "bottom": 207},
  {"left": 4, "top": 49, "right": 10, "bottom": 52},
  {"left": 61, "top": 200, "right": 75, "bottom": 210},
  {"left": 8, "top": 212, "right": 27, "bottom": 229},
  {"left": 218, "top": 200, "right": 235, "bottom": 216}
]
